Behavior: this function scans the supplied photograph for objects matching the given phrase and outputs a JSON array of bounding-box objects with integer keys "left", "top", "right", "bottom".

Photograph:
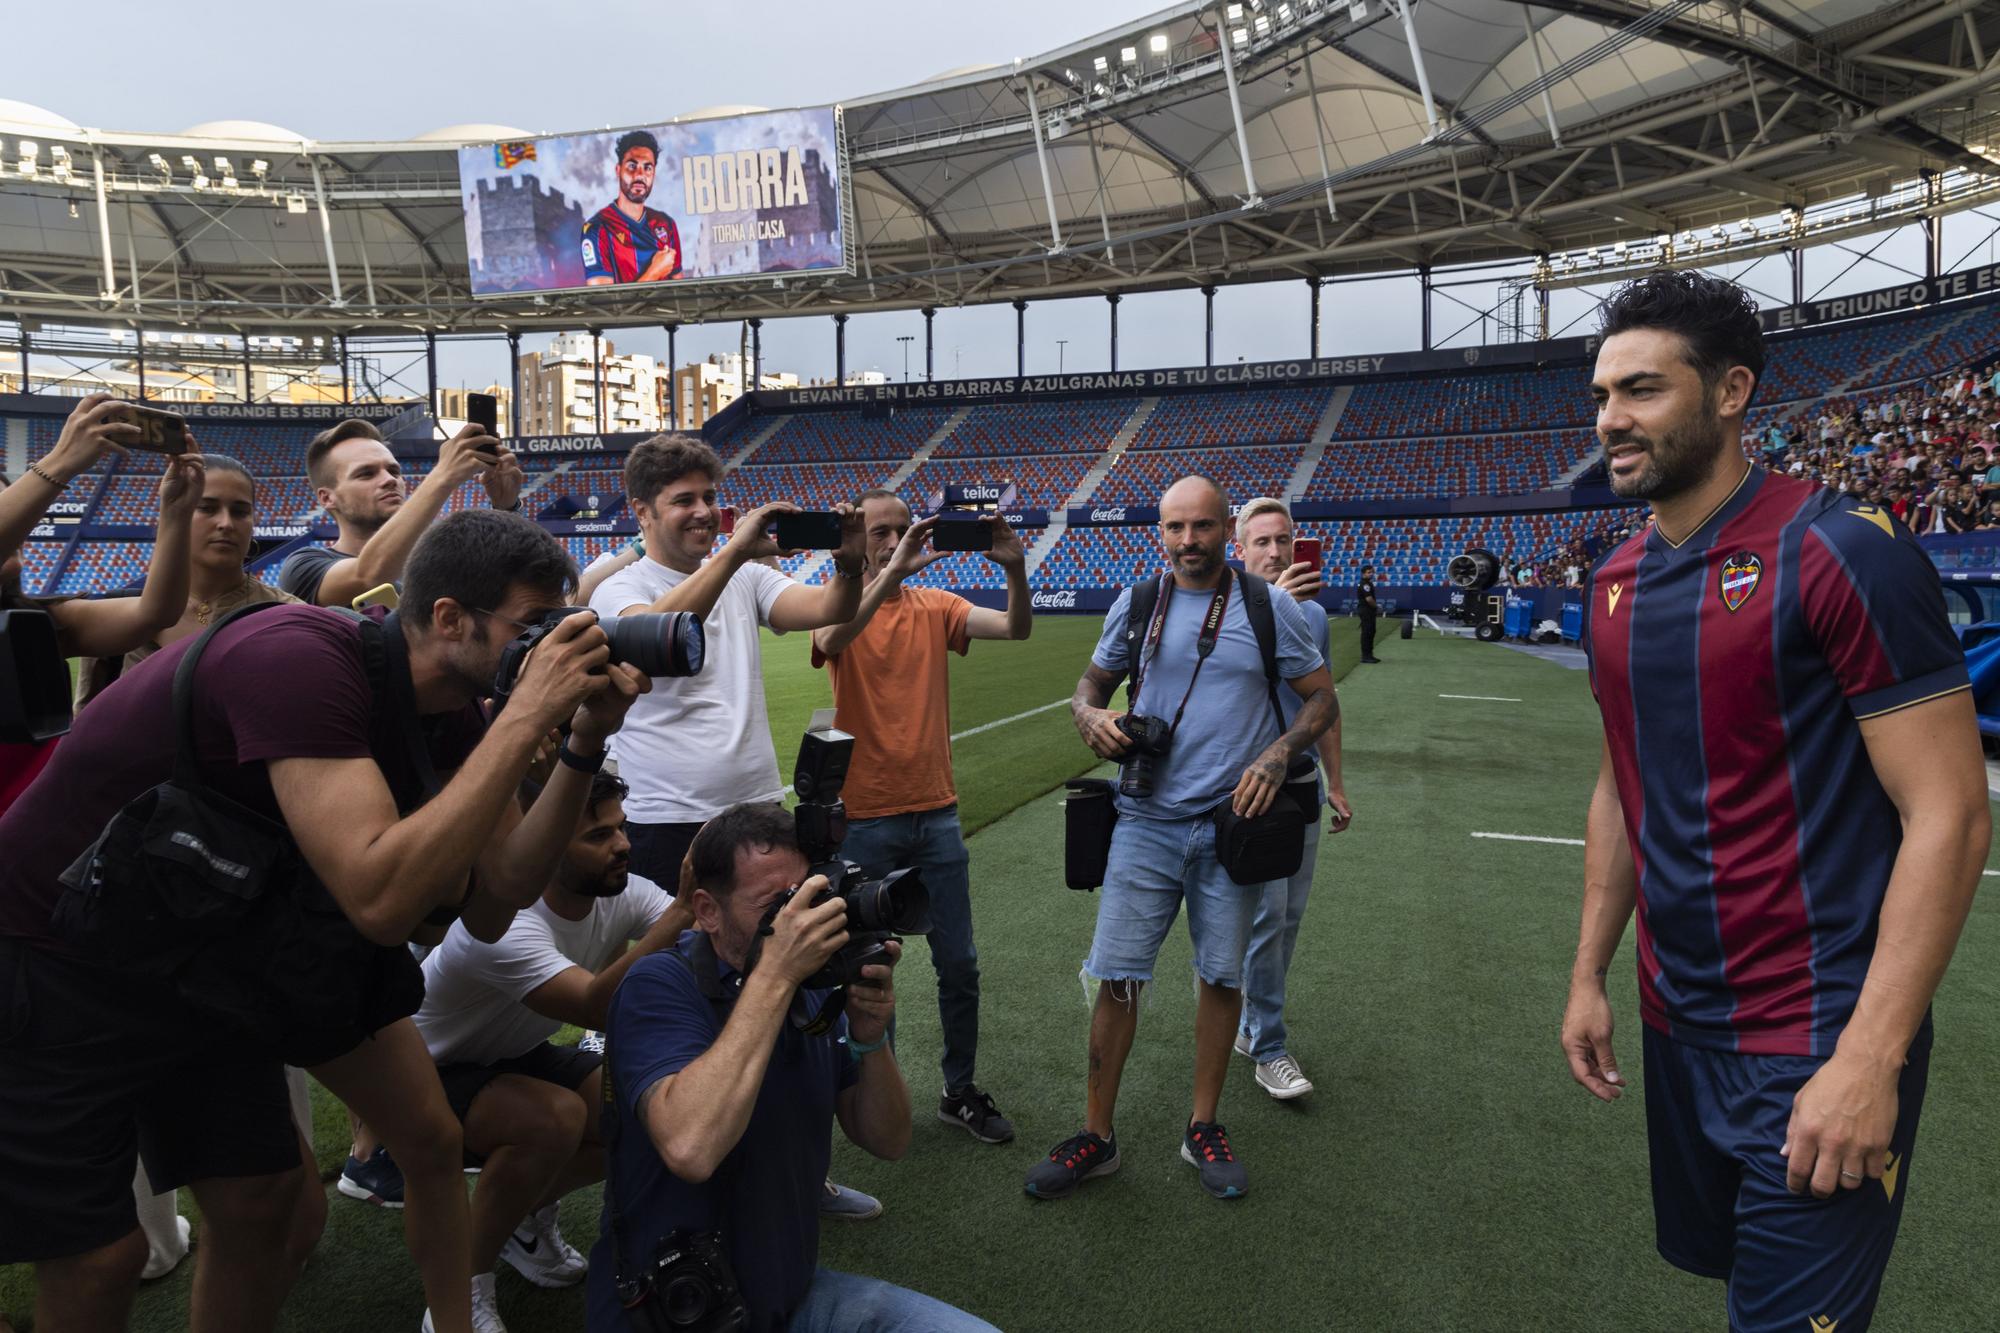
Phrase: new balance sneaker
[
  {"left": 1181, "top": 1121, "right": 1248, "bottom": 1199},
  {"left": 820, "top": 1179, "right": 883, "bottom": 1221},
  {"left": 1233, "top": 1028, "right": 1254, "bottom": 1059},
  {"left": 939, "top": 1084, "right": 1015, "bottom": 1144},
  {"left": 1255, "top": 1054, "right": 1314, "bottom": 1101},
  {"left": 337, "top": 1146, "right": 404, "bottom": 1209},
  {"left": 1023, "top": 1130, "right": 1120, "bottom": 1200},
  {"left": 421, "top": 1273, "right": 508, "bottom": 1333},
  {"left": 577, "top": 1029, "right": 606, "bottom": 1055},
  {"left": 500, "top": 1202, "right": 587, "bottom": 1288}
]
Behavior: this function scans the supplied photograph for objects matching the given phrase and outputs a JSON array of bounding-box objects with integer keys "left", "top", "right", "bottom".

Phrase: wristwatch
[{"left": 557, "top": 738, "right": 606, "bottom": 773}]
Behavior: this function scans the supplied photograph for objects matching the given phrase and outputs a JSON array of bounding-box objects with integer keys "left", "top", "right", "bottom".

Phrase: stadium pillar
[
  {"left": 426, "top": 332, "right": 440, "bottom": 424},
  {"left": 1789, "top": 248, "right": 1804, "bottom": 309},
  {"left": 1202, "top": 286, "right": 1216, "bottom": 366},
  {"left": 1107, "top": 293, "right": 1120, "bottom": 371},
  {"left": 18, "top": 330, "right": 29, "bottom": 394},
  {"left": 590, "top": 328, "right": 605, "bottom": 434},
  {"left": 1419, "top": 265, "right": 1433, "bottom": 351},
  {"left": 1013, "top": 300, "right": 1027, "bottom": 378},
  {"left": 922, "top": 307, "right": 935, "bottom": 380},
  {"left": 1307, "top": 277, "right": 1322, "bottom": 358},
  {"left": 242, "top": 334, "right": 254, "bottom": 405},
  {"left": 135, "top": 333, "right": 146, "bottom": 400},
  {"left": 749, "top": 319, "right": 762, "bottom": 390},
  {"left": 833, "top": 313, "right": 847, "bottom": 386},
  {"left": 507, "top": 331, "right": 522, "bottom": 437},
  {"left": 338, "top": 335, "right": 350, "bottom": 403},
  {"left": 665, "top": 322, "right": 679, "bottom": 375}
]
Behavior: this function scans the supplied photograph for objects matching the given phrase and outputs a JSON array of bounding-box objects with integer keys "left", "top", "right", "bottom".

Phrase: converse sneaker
[
  {"left": 819, "top": 1179, "right": 883, "bottom": 1220},
  {"left": 421, "top": 1273, "right": 508, "bottom": 1333},
  {"left": 1181, "top": 1121, "right": 1248, "bottom": 1199},
  {"left": 577, "top": 1029, "right": 606, "bottom": 1055},
  {"left": 1255, "top": 1054, "right": 1314, "bottom": 1101},
  {"left": 939, "top": 1084, "right": 1015, "bottom": 1144},
  {"left": 500, "top": 1202, "right": 587, "bottom": 1287},
  {"left": 337, "top": 1146, "right": 404, "bottom": 1209},
  {"left": 1023, "top": 1130, "right": 1120, "bottom": 1200},
  {"left": 1233, "top": 1028, "right": 1254, "bottom": 1059}
]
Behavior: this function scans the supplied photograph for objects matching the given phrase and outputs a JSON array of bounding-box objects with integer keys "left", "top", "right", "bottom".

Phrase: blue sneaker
[
  {"left": 337, "top": 1146, "right": 405, "bottom": 1209},
  {"left": 819, "top": 1178, "right": 882, "bottom": 1221},
  {"left": 1181, "top": 1121, "right": 1248, "bottom": 1199}
]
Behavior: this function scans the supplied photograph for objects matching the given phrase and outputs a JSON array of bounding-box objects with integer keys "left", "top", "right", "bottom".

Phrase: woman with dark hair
[{"left": 0, "top": 394, "right": 203, "bottom": 810}]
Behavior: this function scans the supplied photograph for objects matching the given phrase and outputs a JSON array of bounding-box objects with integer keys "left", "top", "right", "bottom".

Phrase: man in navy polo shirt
[{"left": 588, "top": 803, "right": 996, "bottom": 1332}]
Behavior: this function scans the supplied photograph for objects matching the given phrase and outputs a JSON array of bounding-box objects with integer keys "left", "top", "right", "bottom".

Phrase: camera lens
[
  {"left": 663, "top": 1274, "right": 715, "bottom": 1326},
  {"left": 1118, "top": 755, "right": 1155, "bottom": 799},
  {"left": 848, "top": 866, "right": 930, "bottom": 934},
  {"left": 601, "top": 611, "right": 706, "bottom": 677}
]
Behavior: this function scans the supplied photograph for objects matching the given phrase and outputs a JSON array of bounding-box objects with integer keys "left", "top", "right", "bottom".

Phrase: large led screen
[{"left": 460, "top": 107, "right": 848, "bottom": 296}]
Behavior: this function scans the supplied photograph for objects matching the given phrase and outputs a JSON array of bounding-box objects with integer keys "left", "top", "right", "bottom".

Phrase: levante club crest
[{"left": 1719, "top": 550, "right": 1762, "bottom": 612}]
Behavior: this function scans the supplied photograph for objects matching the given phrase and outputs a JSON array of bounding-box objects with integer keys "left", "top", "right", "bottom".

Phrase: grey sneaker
[
  {"left": 820, "top": 1179, "right": 883, "bottom": 1221},
  {"left": 1023, "top": 1129, "right": 1120, "bottom": 1200},
  {"left": 1181, "top": 1120, "right": 1248, "bottom": 1199},
  {"left": 1255, "top": 1054, "right": 1314, "bottom": 1101},
  {"left": 1233, "top": 1028, "right": 1254, "bottom": 1059}
]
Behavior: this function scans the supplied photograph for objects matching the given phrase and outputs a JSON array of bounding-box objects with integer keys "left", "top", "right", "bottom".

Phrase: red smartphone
[
  {"left": 719, "top": 505, "right": 737, "bottom": 536},
  {"left": 1294, "top": 536, "right": 1324, "bottom": 574}
]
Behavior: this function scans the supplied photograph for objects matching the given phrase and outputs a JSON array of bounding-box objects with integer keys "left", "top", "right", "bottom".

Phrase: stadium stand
[
  {"left": 901, "top": 453, "right": 1095, "bottom": 510},
  {"left": 1124, "top": 386, "right": 1331, "bottom": 449},
  {"left": 1305, "top": 430, "right": 1597, "bottom": 500},
  {"left": 1338, "top": 366, "right": 1596, "bottom": 437},
  {"left": 751, "top": 406, "right": 956, "bottom": 464},
  {"left": 932, "top": 399, "right": 1139, "bottom": 458},
  {"left": 1095, "top": 445, "right": 1305, "bottom": 505}
]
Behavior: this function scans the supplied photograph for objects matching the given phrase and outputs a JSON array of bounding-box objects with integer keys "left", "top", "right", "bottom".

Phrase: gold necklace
[{"left": 193, "top": 577, "right": 251, "bottom": 626}]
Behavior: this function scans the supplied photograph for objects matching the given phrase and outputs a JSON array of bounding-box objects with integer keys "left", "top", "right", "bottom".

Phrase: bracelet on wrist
[
  {"left": 26, "top": 462, "right": 67, "bottom": 489},
  {"left": 556, "top": 738, "right": 606, "bottom": 774},
  {"left": 847, "top": 1031, "right": 890, "bottom": 1057}
]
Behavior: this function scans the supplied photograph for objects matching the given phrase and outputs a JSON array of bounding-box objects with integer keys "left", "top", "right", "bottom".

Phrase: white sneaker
[
  {"left": 1232, "top": 1029, "right": 1254, "bottom": 1060},
  {"left": 500, "top": 1203, "right": 588, "bottom": 1288},
  {"left": 1255, "top": 1054, "right": 1314, "bottom": 1100},
  {"left": 578, "top": 1030, "right": 606, "bottom": 1055},
  {"left": 140, "top": 1214, "right": 192, "bottom": 1280},
  {"left": 422, "top": 1274, "right": 509, "bottom": 1333}
]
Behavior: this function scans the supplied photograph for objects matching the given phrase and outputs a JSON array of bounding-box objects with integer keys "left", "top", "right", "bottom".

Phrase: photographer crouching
[
  {"left": 588, "top": 801, "right": 998, "bottom": 1332},
  {"left": 0, "top": 510, "right": 657, "bottom": 1333}
]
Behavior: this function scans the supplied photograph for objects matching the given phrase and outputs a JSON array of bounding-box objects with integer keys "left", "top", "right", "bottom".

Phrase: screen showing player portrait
[{"left": 459, "top": 106, "right": 848, "bottom": 296}]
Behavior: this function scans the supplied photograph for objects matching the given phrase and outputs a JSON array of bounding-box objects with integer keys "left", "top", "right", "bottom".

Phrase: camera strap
[{"left": 1132, "top": 567, "right": 1232, "bottom": 741}]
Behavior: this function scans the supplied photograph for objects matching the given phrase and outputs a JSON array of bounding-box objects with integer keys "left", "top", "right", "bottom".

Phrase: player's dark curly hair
[
  {"left": 1599, "top": 270, "right": 1766, "bottom": 403},
  {"left": 614, "top": 130, "right": 659, "bottom": 162}
]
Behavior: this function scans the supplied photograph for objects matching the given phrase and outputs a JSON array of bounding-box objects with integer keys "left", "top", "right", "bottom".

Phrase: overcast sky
[{"left": 10, "top": 0, "right": 1974, "bottom": 400}]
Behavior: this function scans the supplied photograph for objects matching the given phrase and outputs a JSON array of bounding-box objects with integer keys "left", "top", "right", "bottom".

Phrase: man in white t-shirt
[
  {"left": 586, "top": 433, "right": 866, "bottom": 886},
  {"left": 415, "top": 771, "right": 689, "bottom": 1329}
]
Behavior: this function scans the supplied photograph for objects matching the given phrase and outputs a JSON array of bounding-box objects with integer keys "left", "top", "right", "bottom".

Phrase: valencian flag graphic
[{"left": 494, "top": 142, "right": 537, "bottom": 170}]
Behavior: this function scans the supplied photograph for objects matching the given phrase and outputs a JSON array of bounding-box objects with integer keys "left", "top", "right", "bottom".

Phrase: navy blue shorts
[{"left": 1642, "top": 1022, "right": 1932, "bottom": 1333}]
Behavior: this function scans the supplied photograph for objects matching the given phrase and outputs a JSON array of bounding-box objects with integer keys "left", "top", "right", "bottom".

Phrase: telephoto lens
[{"left": 602, "top": 611, "right": 705, "bottom": 678}]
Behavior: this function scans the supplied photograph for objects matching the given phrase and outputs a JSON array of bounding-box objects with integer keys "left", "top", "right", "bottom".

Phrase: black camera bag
[
  {"left": 1063, "top": 777, "right": 1118, "bottom": 890},
  {"left": 51, "top": 602, "right": 424, "bottom": 1066}
]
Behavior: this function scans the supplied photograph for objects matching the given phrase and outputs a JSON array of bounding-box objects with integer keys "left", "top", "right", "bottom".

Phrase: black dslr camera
[
  {"left": 1114, "top": 713, "right": 1172, "bottom": 798},
  {"left": 491, "top": 606, "right": 706, "bottom": 703},
  {"left": 753, "top": 726, "right": 930, "bottom": 990},
  {"left": 620, "top": 1229, "right": 747, "bottom": 1332}
]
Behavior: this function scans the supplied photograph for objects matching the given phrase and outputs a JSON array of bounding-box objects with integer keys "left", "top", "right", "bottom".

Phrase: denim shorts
[{"left": 1083, "top": 812, "right": 1260, "bottom": 989}]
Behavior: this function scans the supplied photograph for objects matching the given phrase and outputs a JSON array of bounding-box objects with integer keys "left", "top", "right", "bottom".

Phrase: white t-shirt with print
[
  {"left": 416, "top": 874, "right": 673, "bottom": 1067},
  {"left": 588, "top": 556, "right": 792, "bottom": 822}
]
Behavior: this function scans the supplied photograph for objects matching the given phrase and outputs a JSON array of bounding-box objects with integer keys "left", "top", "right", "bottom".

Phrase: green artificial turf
[{"left": 8, "top": 621, "right": 1997, "bottom": 1332}]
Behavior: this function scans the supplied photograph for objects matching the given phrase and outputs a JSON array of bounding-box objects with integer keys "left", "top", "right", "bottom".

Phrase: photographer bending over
[
  {"left": 1029, "top": 476, "right": 1336, "bottom": 1202},
  {"left": 810, "top": 490, "right": 1032, "bottom": 1144},
  {"left": 415, "top": 770, "right": 692, "bottom": 1329},
  {"left": 588, "top": 804, "right": 997, "bottom": 1332},
  {"left": 0, "top": 510, "right": 645, "bottom": 1333}
]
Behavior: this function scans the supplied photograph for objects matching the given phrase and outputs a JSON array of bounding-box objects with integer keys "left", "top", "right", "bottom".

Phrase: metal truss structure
[{"left": 0, "top": 0, "right": 1997, "bottom": 344}]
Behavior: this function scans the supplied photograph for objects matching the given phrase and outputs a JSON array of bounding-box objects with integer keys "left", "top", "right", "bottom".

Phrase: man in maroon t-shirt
[{"left": 0, "top": 510, "right": 649, "bottom": 1333}]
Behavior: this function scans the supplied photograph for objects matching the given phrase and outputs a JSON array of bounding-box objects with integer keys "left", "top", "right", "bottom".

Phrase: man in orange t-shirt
[{"left": 811, "top": 488, "right": 1033, "bottom": 1145}]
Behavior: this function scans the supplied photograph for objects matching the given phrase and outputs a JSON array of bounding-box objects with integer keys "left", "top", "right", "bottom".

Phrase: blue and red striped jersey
[
  {"left": 581, "top": 204, "right": 682, "bottom": 284},
  {"left": 1583, "top": 466, "right": 1968, "bottom": 1056}
]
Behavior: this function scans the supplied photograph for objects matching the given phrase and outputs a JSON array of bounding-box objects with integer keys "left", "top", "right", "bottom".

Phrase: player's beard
[
  {"left": 623, "top": 177, "right": 651, "bottom": 206},
  {"left": 1604, "top": 392, "right": 1727, "bottom": 503}
]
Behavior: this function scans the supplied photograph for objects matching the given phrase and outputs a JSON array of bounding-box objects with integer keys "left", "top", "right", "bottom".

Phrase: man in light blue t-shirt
[
  {"left": 1232, "top": 498, "right": 1352, "bottom": 1103},
  {"left": 1024, "top": 476, "right": 1337, "bottom": 1204}
]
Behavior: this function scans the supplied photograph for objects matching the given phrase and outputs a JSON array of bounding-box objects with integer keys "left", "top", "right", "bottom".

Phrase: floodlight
[
  {"left": 181, "top": 155, "right": 199, "bottom": 171},
  {"left": 285, "top": 194, "right": 309, "bottom": 214},
  {"left": 1120, "top": 46, "right": 1137, "bottom": 64},
  {"left": 1226, "top": 3, "right": 1244, "bottom": 19},
  {"left": 1093, "top": 55, "right": 1108, "bottom": 73},
  {"left": 191, "top": 172, "right": 210, "bottom": 189},
  {"left": 1232, "top": 27, "right": 1249, "bottom": 44},
  {"left": 1278, "top": 3, "right": 1294, "bottom": 20},
  {"left": 214, "top": 156, "right": 231, "bottom": 173},
  {"left": 250, "top": 159, "right": 269, "bottom": 177},
  {"left": 148, "top": 152, "right": 169, "bottom": 173},
  {"left": 1148, "top": 33, "right": 1168, "bottom": 54}
]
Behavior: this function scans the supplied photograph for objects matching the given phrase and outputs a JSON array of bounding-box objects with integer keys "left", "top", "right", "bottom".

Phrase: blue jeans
[
  {"left": 1084, "top": 813, "right": 1264, "bottom": 989},
  {"left": 1239, "top": 815, "right": 1321, "bottom": 1061},
  {"left": 839, "top": 806, "right": 980, "bottom": 1091},
  {"left": 787, "top": 1267, "right": 997, "bottom": 1332}
]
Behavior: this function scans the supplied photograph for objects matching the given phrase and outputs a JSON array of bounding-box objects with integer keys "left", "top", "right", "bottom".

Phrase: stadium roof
[{"left": 1, "top": 0, "right": 1998, "bottom": 336}]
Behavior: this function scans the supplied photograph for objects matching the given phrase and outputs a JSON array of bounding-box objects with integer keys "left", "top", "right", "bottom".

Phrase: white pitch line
[
  {"left": 1439, "top": 693, "right": 1523, "bottom": 702},
  {"left": 951, "top": 698, "right": 1070, "bottom": 741},
  {"left": 1472, "top": 832, "right": 1586, "bottom": 846}
]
